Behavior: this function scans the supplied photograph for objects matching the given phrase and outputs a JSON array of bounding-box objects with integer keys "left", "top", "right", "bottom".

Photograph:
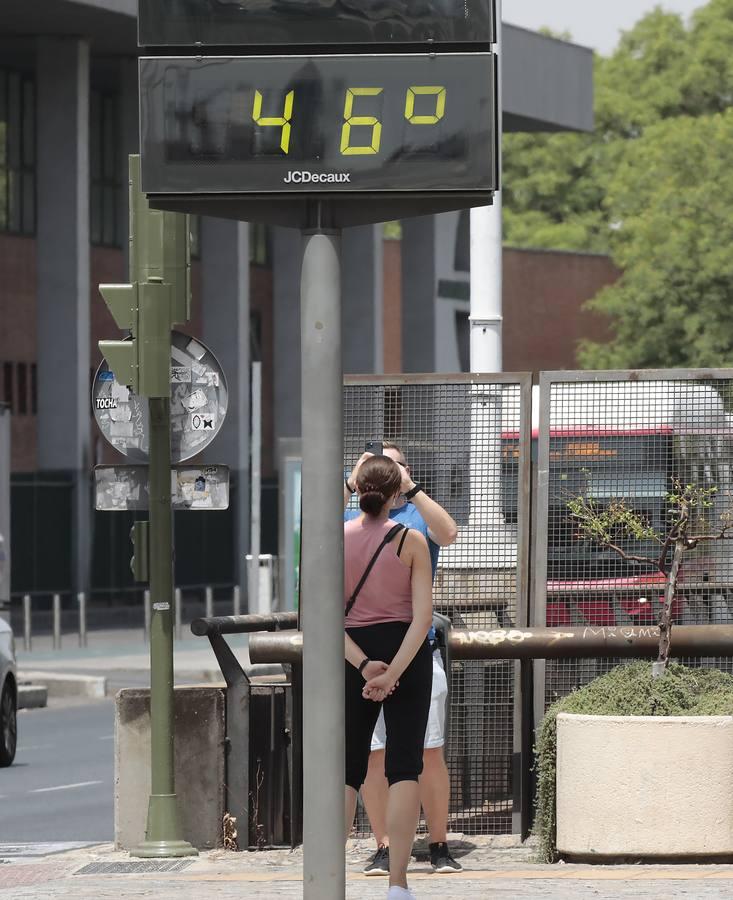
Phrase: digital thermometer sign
[{"left": 140, "top": 54, "right": 498, "bottom": 196}]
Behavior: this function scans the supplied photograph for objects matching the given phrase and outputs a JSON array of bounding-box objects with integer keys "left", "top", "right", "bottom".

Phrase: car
[{"left": 0, "top": 616, "right": 17, "bottom": 766}]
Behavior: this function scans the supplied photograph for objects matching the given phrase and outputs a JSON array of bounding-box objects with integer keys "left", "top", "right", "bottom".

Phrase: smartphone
[{"left": 365, "top": 440, "right": 383, "bottom": 455}]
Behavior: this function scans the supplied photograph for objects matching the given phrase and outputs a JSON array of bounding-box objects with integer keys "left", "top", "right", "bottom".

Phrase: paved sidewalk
[{"left": 3, "top": 839, "right": 733, "bottom": 899}]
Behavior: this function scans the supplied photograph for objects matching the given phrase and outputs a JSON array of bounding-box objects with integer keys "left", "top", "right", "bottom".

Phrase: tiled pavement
[{"left": 2, "top": 838, "right": 733, "bottom": 899}]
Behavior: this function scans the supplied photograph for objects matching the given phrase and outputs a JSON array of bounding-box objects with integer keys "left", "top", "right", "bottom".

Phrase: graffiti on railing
[
  {"left": 581, "top": 625, "right": 658, "bottom": 641},
  {"left": 454, "top": 628, "right": 575, "bottom": 647}
]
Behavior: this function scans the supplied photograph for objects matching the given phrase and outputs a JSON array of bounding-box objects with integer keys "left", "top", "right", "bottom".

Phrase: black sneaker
[
  {"left": 363, "top": 844, "right": 390, "bottom": 876},
  {"left": 429, "top": 841, "right": 462, "bottom": 873}
]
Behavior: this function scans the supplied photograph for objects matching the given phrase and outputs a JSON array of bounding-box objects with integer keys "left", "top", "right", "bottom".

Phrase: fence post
[
  {"left": 233, "top": 585, "right": 241, "bottom": 617},
  {"left": 144, "top": 589, "right": 151, "bottom": 644},
  {"left": 52, "top": 593, "right": 61, "bottom": 650},
  {"left": 23, "top": 594, "right": 31, "bottom": 652},
  {"left": 78, "top": 592, "right": 87, "bottom": 647},
  {"left": 175, "top": 587, "right": 182, "bottom": 641},
  {"left": 205, "top": 585, "right": 214, "bottom": 620}
]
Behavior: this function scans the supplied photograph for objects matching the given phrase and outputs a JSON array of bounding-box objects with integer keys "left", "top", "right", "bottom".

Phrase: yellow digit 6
[
  {"left": 340, "top": 88, "right": 383, "bottom": 156},
  {"left": 252, "top": 89, "right": 294, "bottom": 154},
  {"left": 404, "top": 86, "right": 446, "bottom": 124}
]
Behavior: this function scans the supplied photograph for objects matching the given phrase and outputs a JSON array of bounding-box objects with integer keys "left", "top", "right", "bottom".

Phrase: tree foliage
[{"left": 503, "top": 0, "right": 733, "bottom": 368}]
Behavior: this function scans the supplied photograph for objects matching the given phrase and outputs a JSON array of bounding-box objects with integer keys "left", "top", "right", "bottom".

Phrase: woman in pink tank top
[{"left": 343, "top": 455, "right": 433, "bottom": 900}]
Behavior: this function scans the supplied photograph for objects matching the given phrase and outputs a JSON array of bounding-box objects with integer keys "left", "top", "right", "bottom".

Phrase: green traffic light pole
[
  {"left": 134, "top": 389, "right": 197, "bottom": 857},
  {"left": 100, "top": 156, "right": 197, "bottom": 858}
]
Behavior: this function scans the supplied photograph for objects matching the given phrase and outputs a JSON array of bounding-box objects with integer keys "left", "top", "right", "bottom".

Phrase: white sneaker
[{"left": 387, "top": 887, "right": 416, "bottom": 900}]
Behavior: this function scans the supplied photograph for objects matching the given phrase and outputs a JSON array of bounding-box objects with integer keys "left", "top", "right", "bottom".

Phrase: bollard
[
  {"left": 52, "top": 593, "right": 62, "bottom": 650},
  {"left": 144, "top": 589, "right": 151, "bottom": 644},
  {"left": 23, "top": 594, "right": 31, "bottom": 652},
  {"left": 205, "top": 585, "right": 214, "bottom": 620},
  {"left": 175, "top": 587, "right": 182, "bottom": 641},
  {"left": 78, "top": 592, "right": 87, "bottom": 647},
  {"left": 232, "top": 585, "right": 241, "bottom": 617}
]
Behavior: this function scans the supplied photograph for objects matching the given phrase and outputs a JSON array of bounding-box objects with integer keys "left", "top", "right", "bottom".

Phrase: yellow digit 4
[
  {"left": 340, "top": 88, "right": 383, "bottom": 156},
  {"left": 404, "top": 86, "right": 446, "bottom": 124},
  {"left": 252, "top": 89, "right": 295, "bottom": 154}
]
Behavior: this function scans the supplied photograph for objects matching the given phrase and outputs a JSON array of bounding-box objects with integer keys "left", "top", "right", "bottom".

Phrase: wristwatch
[
  {"left": 404, "top": 483, "right": 423, "bottom": 500},
  {"left": 345, "top": 477, "right": 355, "bottom": 494},
  {"left": 357, "top": 657, "right": 370, "bottom": 674}
]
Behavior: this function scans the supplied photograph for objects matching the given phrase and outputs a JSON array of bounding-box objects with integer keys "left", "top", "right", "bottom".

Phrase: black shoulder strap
[
  {"left": 345, "top": 524, "right": 404, "bottom": 619},
  {"left": 397, "top": 527, "right": 410, "bottom": 557}
]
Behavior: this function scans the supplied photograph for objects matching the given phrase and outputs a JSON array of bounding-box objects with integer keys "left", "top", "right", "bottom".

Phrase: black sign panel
[
  {"left": 140, "top": 54, "right": 497, "bottom": 196},
  {"left": 139, "top": 0, "right": 495, "bottom": 48}
]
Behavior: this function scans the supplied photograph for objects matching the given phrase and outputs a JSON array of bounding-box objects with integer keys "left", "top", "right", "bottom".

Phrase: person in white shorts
[
  {"left": 345, "top": 441, "right": 462, "bottom": 877},
  {"left": 361, "top": 635, "right": 461, "bottom": 875}
]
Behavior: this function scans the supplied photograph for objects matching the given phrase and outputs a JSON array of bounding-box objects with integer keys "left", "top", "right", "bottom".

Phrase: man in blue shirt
[{"left": 344, "top": 440, "right": 462, "bottom": 875}]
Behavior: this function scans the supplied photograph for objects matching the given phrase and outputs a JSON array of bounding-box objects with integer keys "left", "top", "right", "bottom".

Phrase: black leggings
[{"left": 345, "top": 621, "right": 432, "bottom": 791}]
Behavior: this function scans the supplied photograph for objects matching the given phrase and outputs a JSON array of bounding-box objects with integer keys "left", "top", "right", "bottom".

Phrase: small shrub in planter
[{"left": 534, "top": 660, "right": 733, "bottom": 863}]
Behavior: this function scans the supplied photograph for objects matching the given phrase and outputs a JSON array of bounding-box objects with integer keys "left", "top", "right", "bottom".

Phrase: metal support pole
[
  {"left": 470, "top": 0, "right": 502, "bottom": 374},
  {"left": 233, "top": 585, "right": 241, "bottom": 617},
  {"left": 205, "top": 586, "right": 214, "bottom": 620},
  {"left": 132, "top": 398, "right": 196, "bottom": 858},
  {"left": 174, "top": 588, "right": 182, "bottom": 642},
  {"left": 144, "top": 589, "right": 152, "bottom": 644},
  {"left": 23, "top": 594, "right": 31, "bottom": 652},
  {"left": 78, "top": 592, "right": 87, "bottom": 647},
  {"left": 249, "top": 361, "right": 262, "bottom": 614},
  {"left": 300, "top": 225, "right": 344, "bottom": 899},
  {"left": 52, "top": 593, "right": 61, "bottom": 650}
]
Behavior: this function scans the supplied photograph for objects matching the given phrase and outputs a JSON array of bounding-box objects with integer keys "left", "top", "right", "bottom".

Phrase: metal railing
[
  {"left": 8, "top": 576, "right": 281, "bottom": 651},
  {"left": 191, "top": 612, "right": 733, "bottom": 845},
  {"left": 190, "top": 611, "right": 301, "bottom": 848}
]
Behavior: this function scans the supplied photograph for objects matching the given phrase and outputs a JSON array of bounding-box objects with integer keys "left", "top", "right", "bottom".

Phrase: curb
[
  {"left": 17, "top": 683, "right": 48, "bottom": 709},
  {"left": 18, "top": 670, "right": 107, "bottom": 699}
]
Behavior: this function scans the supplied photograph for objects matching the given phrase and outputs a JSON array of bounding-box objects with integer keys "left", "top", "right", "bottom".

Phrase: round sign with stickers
[{"left": 92, "top": 331, "right": 228, "bottom": 463}]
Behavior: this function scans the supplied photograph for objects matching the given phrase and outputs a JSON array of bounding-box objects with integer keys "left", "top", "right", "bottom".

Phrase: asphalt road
[{"left": 0, "top": 699, "right": 114, "bottom": 842}]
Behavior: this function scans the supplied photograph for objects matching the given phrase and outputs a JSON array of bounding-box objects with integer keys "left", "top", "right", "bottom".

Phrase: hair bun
[{"left": 360, "top": 489, "right": 386, "bottom": 516}]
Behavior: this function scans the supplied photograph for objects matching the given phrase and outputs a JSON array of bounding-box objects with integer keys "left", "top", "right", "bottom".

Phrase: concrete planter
[{"left": 556, "top": 712, "right": 733, "bottom": 861}]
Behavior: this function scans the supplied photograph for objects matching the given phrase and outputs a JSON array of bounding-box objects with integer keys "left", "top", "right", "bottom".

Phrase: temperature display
[{"left": 140, "top": 54, "right": 497, "bottom": 195}]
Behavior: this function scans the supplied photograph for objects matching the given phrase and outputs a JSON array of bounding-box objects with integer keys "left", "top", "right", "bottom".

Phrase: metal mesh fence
[
  {"left": 344, "top": 376, "right": 530, "bottom": 837},
  {"left": 535, "top": 372, "right": 733, "bottom": 709}
]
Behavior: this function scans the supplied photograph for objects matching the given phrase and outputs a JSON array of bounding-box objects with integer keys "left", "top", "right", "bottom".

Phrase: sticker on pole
[
  {"left": 94, "top": 464, "right": 230, "bottom": 511},
  {"left": 92, "top": 331, "right": 228, "bottom": 462}
]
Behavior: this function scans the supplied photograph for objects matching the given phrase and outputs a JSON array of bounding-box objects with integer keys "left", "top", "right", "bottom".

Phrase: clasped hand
[{"left": 361, "top": 660, "right": 398, "bottom": 702}]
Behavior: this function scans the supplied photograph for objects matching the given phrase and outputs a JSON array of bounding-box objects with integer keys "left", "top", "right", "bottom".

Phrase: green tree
[
  {"left": 580, "top": 112, "right": 733, "bottom": 368},
  {"left": 504, "top": 0, "right": 733, "bottom": 367}
]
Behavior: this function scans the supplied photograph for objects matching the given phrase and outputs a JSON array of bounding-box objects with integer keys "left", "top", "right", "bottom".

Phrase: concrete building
[{"left": 0, "top": 1, "right": 596, "bottom": 604}]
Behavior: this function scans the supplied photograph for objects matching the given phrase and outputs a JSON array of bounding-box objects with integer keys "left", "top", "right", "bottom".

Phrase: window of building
[
  {"left": 250, "top": 223, "right": 270, "bottom": 266},
  {"left": 2, "top": 363, "right": 13, "bottom": 412},
  {"left": 30, "top": 363, "right": 37, "bottom": 415},
  {"left": 250, "top": 310, "right": 262, "bottom": 362},
  {"left": 0, "top": 69, "right": 36, "bottom": 235},
  {"left": 17, "top": 362, "right": 27, "bottom": 415},
  {"left": 90, "top": 90, "right": 122, "bottom": 247}
]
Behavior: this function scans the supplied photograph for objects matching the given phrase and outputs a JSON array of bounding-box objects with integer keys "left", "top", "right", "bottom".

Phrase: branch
[
  {"left": 656, "top": 534, "right": 674, "bottom": 574},
  {"left": 598, "top": 539, "right": 659, "bottom": 568},
  {"left": 687, "top": 524, "right": 733, "bottom": 545}
]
